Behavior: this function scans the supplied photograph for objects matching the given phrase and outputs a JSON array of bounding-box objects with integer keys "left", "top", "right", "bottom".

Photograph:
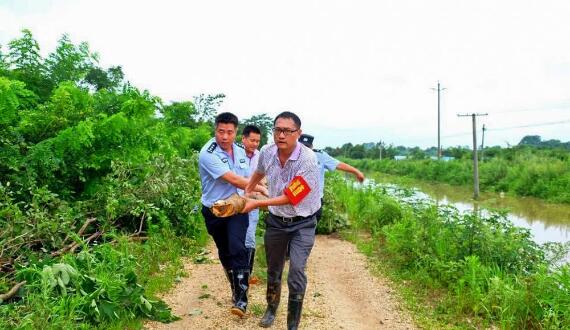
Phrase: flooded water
[{"left": 366, "top": 173, "right": 570, "bottom": 246}]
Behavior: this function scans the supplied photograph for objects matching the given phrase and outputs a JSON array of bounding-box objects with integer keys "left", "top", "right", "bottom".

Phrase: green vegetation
[
  {"left": 342, "top": 149, "right": 570, "bottom": 203},
  {"left": 0, "top": 29, "right": 249, "bottom": 328},
  {"left": 322, "top": 172, "right": 570, "bottom": 329}
]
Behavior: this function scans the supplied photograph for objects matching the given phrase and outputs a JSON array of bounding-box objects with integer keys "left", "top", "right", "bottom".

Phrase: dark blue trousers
[{"left": 202, "top": 205, "right": 249, "bottom": 270}]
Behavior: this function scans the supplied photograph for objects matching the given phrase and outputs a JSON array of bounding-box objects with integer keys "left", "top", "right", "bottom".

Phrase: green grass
[
  {"left": 329, "top": 172, "right": 570, "bottom": 329},
  {"left": 344, "top": 151, "right": 570, "bottom": 203}
]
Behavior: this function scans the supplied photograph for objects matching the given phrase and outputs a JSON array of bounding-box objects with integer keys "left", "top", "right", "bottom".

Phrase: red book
[{"left": 284, "top": 176, "right": 312, "bottom": 206}]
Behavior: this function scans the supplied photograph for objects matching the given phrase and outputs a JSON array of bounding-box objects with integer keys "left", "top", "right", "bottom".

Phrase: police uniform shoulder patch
[
  {"left": 236, "top": 142, "right": 245, "bottom": 149},
  {"left": 207, "top": 142, "right": 217, "bottom": 153}
]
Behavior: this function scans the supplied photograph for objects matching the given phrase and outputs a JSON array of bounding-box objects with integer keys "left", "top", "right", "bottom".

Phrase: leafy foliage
[
  {"left": 0, "top": 30, "right": 219, "bottom": 328},
  {"left": 327, "top": 173, "right": 570, "bottom": 328},
  {"left": 344, "top": 151, "right": 570, "bottom": 203}
]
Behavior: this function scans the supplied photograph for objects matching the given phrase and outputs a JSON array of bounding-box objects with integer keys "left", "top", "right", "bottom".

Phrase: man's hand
[
  {"left": 355, "top": 171, "right": 365, "bottom": 182},
  {"left": 241, "top": 198, "right": 260, "bottom": 213},
  {"left": 257, "top": 185, "right": 269, "bottom": 197}
]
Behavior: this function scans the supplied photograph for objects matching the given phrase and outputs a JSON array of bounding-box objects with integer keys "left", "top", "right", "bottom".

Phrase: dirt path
[{"left": 146, "top": 235, "right": 416, "bottom": 330}]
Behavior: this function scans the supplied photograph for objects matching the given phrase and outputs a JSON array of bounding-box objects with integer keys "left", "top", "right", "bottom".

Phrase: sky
[{"left": 1, "top": 0, "right": 569, "bottom": 149}]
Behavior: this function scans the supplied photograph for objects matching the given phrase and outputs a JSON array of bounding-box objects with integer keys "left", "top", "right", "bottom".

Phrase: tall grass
[
  {"left": 345, "top": 153, "right": 570, "bottom": 203},
  {"left": 324, "top": 173, "right": 570, "bottom": 328}
]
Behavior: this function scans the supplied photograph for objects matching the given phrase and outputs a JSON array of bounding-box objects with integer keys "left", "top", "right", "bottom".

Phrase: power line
[
  {"left": 491, "top": 102, "right": 570, "bottom": 115},
  {"left": 443, "top": 118, "right": 570, "bottom": 137},
  {"left": 487, "top": 119, "right": 570, "bottom": 131}
]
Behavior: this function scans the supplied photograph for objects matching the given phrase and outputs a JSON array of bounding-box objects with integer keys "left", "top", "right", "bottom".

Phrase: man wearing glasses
[
  {"left": 198, "top": 112, "right": 267, "bottom": 317},
  {"left": 243, "top": 111, "right": 320, "bottom": 330}
]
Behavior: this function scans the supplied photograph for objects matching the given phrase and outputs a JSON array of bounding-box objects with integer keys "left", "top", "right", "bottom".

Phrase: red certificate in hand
[{"left": 284, "top": 176, "right": 311, "bottom": 206}]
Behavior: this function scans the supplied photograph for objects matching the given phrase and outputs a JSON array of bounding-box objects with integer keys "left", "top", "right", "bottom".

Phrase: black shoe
[
  {"left": 230, "top": 269, "right": 249, "bottom": 317},
  {"left": 287, "top": 294, "right": 304, "bottom": 330},
  {"left": 223, "top": 267, "right": 236, "bottom": 303},
  {"left": 259, "top": 282, "right": 281, "bottom": 328}
]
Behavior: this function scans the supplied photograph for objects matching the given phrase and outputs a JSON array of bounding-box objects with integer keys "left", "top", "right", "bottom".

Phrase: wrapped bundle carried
[{"left": 211, "top": 193, "right": 246, "bottom": 217}]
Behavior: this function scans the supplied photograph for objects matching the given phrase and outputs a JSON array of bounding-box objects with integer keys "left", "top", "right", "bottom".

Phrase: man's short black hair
[
  {"left": 242, "top": 125, "right": 261, "bottom": 137},
  {"left": 274, "top": 111, "right": 301, "bottom": 128},
  {"left": 215, "top": 112, "right": 239, "bottom": 128}
]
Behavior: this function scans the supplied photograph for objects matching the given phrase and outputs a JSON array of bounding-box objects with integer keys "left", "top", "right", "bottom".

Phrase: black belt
[{"left": 270, "top": 212, "right": 316, "bottom": 223}]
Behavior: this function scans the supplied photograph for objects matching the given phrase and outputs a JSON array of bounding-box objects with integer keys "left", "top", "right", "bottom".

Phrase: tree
[
  {"left": 7, "top": 29, "right": 42, "bottom": 71},
  {"left": 519, "top": 135, "right": 541, "bottom": 146},
  {"left": 162, "top": 101, "right": 198, "bottom": 128},
  {"left": 46, "top": 34, "right": 97, "bottom": 86},
  {"left": 84, "top": 65, "right": 124, "bottom": 91},
  {"left": 193, "top": 93, "right": 225, "bottom": 123},
  {"left": 349, "top": 144, "right": 366, "bottom": 159},
  {"left": 340, "top": 143, "right": 353, "bottom": 157},
  {"left": 7, "top": 29, "right": 53, "bottom": 100},
  {"left": 0, "top": 44, "right": 8, "bottom": 76},
  {"left": 409, "top": 146, "right": 427, "bottom": 159},
  {"left": 240, "top": 113, "right": 273, "bottom": 146}
]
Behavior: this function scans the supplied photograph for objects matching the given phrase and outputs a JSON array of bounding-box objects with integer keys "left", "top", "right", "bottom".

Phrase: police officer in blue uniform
[
  {"left": 198, "top": 112, "right": 267, "bottom": 317},
  {"left": 298, "top": 134, "right": 365, "bottom": 221}
]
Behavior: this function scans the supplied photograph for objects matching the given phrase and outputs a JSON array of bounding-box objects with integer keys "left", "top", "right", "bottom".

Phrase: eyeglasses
[{"left": 271, "top": 127, "right": 299, "bottom": 136}]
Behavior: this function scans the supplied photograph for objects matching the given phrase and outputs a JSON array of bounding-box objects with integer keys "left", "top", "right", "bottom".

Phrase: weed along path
[{"left": 146, "top": 235, "right": 416, "bottom": 330}]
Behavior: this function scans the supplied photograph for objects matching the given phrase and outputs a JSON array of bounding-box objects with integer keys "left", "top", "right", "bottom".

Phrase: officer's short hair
[
  {"left": 242, "top": 125, "right": 261, "bottom": 137},
  {"left": 215, "top": 112, "right": 239, "bottom": 128},
  {"left": 274, "top": 111, "right": 301, "bottom": 129}
]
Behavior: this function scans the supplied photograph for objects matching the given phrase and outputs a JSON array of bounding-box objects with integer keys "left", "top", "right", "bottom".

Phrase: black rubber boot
[
  {"left": 259, "top": 282, "right": 281, "bottom": 327},
  {"left": 247, "top": 248, "right": 256, "bottom": 274},
  {"left": 287, "top": 294, "right": 304, "bottom": 330},
  {"left": 223, "top": 268, "right": 235, "bottom": 303},
  {"left": 230, "top": 269, "right": 249, "bottom": 317}
]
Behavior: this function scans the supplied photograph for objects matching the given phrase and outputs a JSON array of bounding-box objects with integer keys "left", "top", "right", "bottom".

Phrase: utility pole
[
  {"left": 458, "top": 113, "right": 488, "bottom": 199},
  {"left": 432, "top": 81, "right": 446, "bottom": 159},
  {"left": 480, "top": 124, "right": 486, "bottom": 162}
]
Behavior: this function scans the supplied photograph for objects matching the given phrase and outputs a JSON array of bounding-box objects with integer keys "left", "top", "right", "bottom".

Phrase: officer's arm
[
  {"left": 244, "top": 171, "right": 264, "bottom": 195},
  {"left": 222, "top": 171, "right": 268, "bottom": 195},
  {"left": 336, "top": 162, "right": 365, "bottom": 182}
]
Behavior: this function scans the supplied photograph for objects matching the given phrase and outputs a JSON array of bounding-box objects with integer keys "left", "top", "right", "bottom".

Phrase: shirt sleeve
[
  {"left": 255, "top": 146, "right": 268, "bottom": 175},
  {"left": 199, "top": 151, "right": 230, "bottom": 180},
  {"left": 322, "top": 152, "right": 341, "bottom": 171}
]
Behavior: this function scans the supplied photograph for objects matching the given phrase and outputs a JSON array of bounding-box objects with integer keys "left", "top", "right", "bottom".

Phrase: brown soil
[{"left": 146, "top": 235, "right": 416, "bottom": 330}]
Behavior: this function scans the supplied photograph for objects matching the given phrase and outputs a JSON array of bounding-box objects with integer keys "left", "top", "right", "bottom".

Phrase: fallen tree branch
[
  {"left": 0, "top": 281, "right": 26, "bottom": 303},
  {"left": 51, "top": 218, "right": 98, "bottom": 257},
  {"left": 129, "top": 236, "right": 148, "bottom": 242},
  {"left": 77, "top": 218, "right": 97, "bottom": 237},
  {"left": 133, "top": 212, "right": 146, "bottom": 236},
  {"left": 69, "top": 231, "right": 103, "bottom": 253},
  {"left": 60, "top": 218, "right": 97, "bottom": 246}
]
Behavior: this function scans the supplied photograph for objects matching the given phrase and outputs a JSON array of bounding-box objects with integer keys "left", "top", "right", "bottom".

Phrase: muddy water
[{"left": 367, "top": 173, "right": 570, "bottom": 246}]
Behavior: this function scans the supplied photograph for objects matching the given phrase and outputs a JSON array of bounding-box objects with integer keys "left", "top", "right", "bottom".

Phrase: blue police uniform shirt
[
  {"left": 199, "top": 138, "right": 250, "bottom": 207},
  {"left": 315, "top": 150, "right": 340, "bottom": 198}
]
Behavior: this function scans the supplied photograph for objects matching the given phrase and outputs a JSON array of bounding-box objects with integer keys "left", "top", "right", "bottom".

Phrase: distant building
[
  {"left": 429, "top": 156, "right": 455, "bottom": 161},
  {"left": 394, "top": 155, "right": 408, "bottom": 160}
]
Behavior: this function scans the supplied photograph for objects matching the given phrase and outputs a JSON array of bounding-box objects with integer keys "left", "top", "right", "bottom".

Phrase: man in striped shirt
[{"left": 243, "top": 111, "right": 320, "bottom": 330}]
